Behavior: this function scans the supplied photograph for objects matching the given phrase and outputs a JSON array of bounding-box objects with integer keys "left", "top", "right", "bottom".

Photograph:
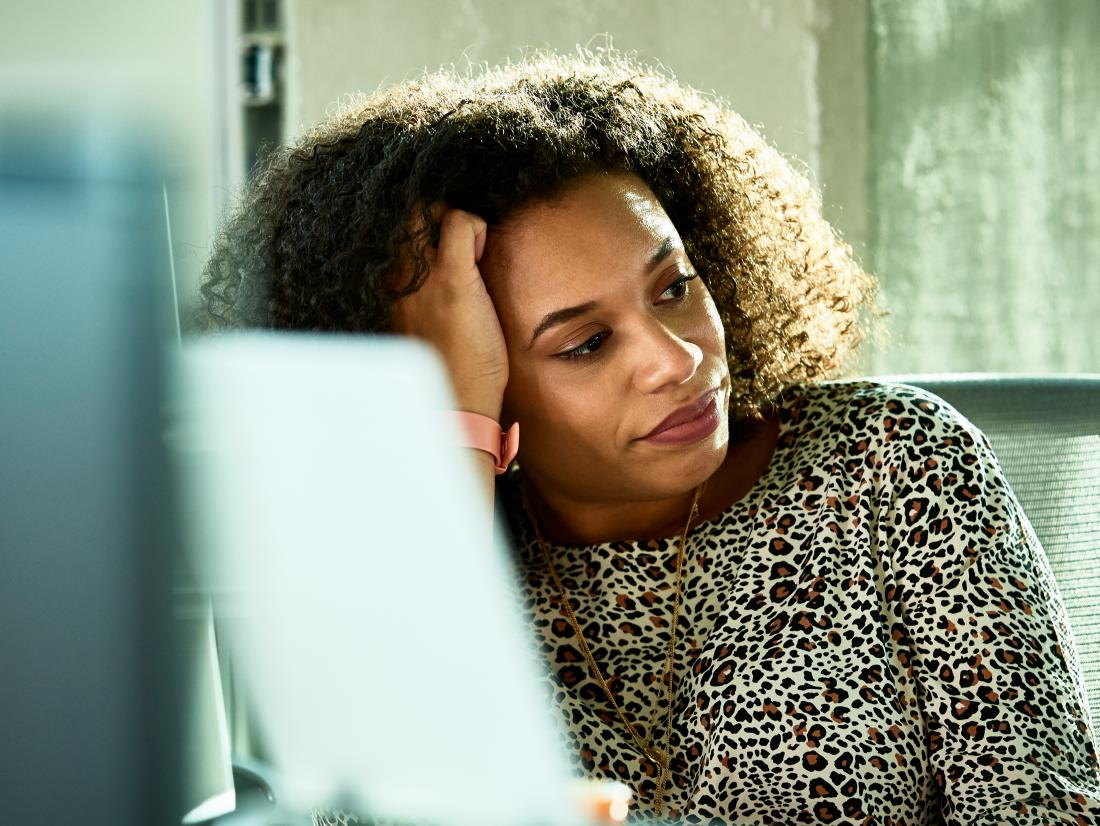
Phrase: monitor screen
[{"left": 0, "top": 109, "right": 181, "bottom": 826}]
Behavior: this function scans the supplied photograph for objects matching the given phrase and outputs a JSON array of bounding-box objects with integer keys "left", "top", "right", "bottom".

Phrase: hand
[{"left": 390, "top": 204, "right": 509, "bottom": 419}]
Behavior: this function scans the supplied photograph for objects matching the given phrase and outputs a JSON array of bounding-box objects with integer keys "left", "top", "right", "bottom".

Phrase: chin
[{"left": 646, "top": 434, "right": 728, "bottom": 497}]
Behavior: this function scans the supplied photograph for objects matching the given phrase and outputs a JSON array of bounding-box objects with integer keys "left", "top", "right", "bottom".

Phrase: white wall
[
  {"left": 285, "top": 1, "right": 815, "bottom": 164},
  {"left": 282, "top": 0, "right": 869, "bottom": 273},
  {"left": 296, "top": 4, "right": 857, "bottom": 188},
  {"left": 0, "top": 0, "right": 220, "bottom": 314}
]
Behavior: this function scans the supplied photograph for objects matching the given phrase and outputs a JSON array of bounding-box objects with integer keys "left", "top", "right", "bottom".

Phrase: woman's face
[{"left": 478, "top": 170, "right": 732, "bottom": 503}]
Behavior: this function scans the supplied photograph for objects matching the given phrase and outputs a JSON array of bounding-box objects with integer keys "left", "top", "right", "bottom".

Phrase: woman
[{"left": 199, "top": 48, "right": 1100, "bottom": 824}]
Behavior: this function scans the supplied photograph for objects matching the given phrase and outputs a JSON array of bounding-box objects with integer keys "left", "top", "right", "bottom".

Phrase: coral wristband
[{"left": 451, "top": 412, "right": 519, "bottom": 475}]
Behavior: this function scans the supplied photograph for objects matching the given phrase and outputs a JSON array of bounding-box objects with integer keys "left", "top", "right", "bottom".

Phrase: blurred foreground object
[
  {"left": 0, "top": 107, "right": 183, "bottom": 825},
  {"left": 574, "top": 779, "right": 632, "bottom": 824},
  {"left": 170, "top": 334, "right": 582, "bottom": 826}
]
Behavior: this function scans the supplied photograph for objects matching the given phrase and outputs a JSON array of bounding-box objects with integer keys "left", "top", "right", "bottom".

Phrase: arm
[
  {"left": 880, "top": 391, "right": 1100, "bottom": 824},
  {"left": 389, "top": 205, "right": 509, "bottom": 519},
  {"left": 468, "top": 448, "right": 498, "bottom": 516}
]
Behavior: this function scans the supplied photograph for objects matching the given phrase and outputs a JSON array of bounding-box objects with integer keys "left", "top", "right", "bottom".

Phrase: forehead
[{"left": 480, "top": 172, "right": 678, "bottom": 322}]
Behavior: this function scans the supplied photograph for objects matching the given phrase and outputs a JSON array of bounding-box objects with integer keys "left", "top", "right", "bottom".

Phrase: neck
[
  {"left": 522, "top": 411, "right": 780, "bottom": 546},
  {"left": 525, "top": 481, "right": 701, "bottom": 546}
]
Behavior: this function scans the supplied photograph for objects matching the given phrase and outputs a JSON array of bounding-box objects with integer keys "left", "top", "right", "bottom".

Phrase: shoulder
[
  {"left": 777, "top": 379, "right": 1008, "bottom": 524},
  {"left": 805, "top": 382, "right": 1021, "bottom": 577},
  {"left": 782, "top": 377, "right": 991, "bottom": 457}
]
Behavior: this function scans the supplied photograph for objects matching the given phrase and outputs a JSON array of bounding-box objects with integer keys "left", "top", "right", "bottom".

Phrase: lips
[{"left": 638, "top": 387, "right": 721, "bottom": 440}]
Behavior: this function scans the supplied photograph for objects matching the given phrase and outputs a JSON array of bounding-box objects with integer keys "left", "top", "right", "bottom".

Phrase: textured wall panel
[{"left": 868, "top": 0, "right": 1100, "bottom": 374}]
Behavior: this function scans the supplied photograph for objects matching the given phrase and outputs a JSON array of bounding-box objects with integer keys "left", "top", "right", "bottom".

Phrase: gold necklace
[{"left": 519, "top": 478, "right": 707, "bottom": 818}]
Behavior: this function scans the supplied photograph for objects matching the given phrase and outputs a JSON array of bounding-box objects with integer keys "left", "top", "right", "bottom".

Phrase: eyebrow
[{"left": 526, "top": 235, "right": 680, "bottom": 350}]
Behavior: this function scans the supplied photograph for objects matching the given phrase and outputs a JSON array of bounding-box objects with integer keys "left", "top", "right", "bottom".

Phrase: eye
[
  {"left": 559, "top": 331, "right": 611, "bottom": 361},
  {"left": 659, "top": 271, "right": 699, "bottom": 302}
]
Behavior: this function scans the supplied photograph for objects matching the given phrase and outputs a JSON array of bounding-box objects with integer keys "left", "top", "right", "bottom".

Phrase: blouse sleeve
[{"left": 878, "top": 388, "right": 1100, "bottom": 825}]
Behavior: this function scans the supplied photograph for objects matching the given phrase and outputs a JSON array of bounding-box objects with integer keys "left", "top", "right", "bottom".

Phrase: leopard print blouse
[{"left": 493, "top": 379, "right": 1100, "bottom": 825}]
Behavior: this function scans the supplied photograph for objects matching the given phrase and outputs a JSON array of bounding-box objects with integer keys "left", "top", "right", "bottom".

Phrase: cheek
[
  {"left": 698, "top": 289, "right": 727, "bottom": 352},
  {"left": 503, "top": 366, "right": 614, "bottom": 447},
  {"left": 506, "top": 367, "right": 585, "bottom": 424}
]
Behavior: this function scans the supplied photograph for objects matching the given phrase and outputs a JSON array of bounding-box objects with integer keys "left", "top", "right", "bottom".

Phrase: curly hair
[{"left": 196, "top": 46, "right": 879, "bottom": 421}]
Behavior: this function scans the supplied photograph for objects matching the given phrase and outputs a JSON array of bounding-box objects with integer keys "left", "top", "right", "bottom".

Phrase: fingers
[
  {"left": 389, "top": 201, "right": 508, "bottom": 401},
  {"left": 474, "top": 220, "right": 487, "bottom": 263},
  {"left": 436, "top": 208, "right": 488, "bottom": 276},
  {"left": 396, "top": 201, "right": 487, "bottom": 297}
]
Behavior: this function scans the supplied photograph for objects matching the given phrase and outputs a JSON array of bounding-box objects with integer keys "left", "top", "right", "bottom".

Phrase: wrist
[
  {"left": 468, "top": 449, "right": 498, "bottom": 474},
  {"left": 453, "top": 396, "right": 503, "bottom": 422},
  {"left": 450, "top": 411, "right": 519, "bottom": 475},
  {"left": 452, "top": 381, "right": 504, "bottom": 422}
]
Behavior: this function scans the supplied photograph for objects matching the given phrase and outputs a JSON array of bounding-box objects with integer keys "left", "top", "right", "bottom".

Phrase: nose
[{"left": 631, "top": 317, "right": 703, "bottom": 395}]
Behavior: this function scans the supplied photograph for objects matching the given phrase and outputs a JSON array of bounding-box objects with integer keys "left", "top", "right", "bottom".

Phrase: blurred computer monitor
[
  {"left": 0, "top": 109, "right": 182, "bottom": 825},
  {"left": 171, "top": 333, "right": 578, "bottom": 826}
]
